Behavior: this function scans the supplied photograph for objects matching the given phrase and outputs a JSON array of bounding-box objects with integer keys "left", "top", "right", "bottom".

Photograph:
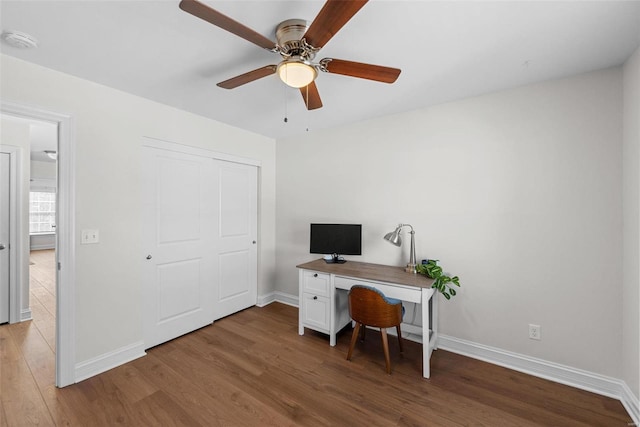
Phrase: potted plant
[{"left": 415, "top": 260, "right": 460, "bottom": 300}]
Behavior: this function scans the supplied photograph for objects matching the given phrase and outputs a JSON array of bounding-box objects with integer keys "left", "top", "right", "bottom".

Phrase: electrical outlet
[{"left": 529, "top": 324, "right": 541, "bottom": 340}]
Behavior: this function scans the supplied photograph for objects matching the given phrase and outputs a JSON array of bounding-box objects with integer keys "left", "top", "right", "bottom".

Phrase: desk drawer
[
  {"left": 302, "top": 271, "right": 330, "bottom": 297},
  {"left": 301, "top": 293, "right": 330, "bottom": 332},
  {"left": 334, "top": 276, "right": 422, "bottom": 303}
]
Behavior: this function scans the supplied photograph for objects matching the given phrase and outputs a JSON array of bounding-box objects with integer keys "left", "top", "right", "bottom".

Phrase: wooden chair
[{"left": 346, "top": 285, "right": 404, "bottom": 374}]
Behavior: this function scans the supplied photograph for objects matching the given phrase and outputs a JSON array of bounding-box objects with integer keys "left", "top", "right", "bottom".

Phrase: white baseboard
[
  {"left": 257, "top": 291, "right": 298, "bottom": 308},
  {"left": 621, "top": 381, "right": 640, "bottom": 426},
  {"left": 256, "top": 292, "right": 275, "bottom": 307},
  {"left": 438, "top": 334, "right": 639, "bottom": 425},
  {"left": 30, "top": 244, "right": 55, "bottom": 251},
  {"left": 20, "top": 308, "right": 32, "bottom": 321},
  {"left": 75, "top": 341, "right": 146, "bottom": 383}
]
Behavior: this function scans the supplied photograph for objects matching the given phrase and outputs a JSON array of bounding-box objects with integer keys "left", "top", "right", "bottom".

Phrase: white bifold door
[{"left": 143, "top": 145, "right": 257, "bottom": 349}]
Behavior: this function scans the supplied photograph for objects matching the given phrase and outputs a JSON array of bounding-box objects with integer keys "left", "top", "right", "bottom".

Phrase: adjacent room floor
[{"left": 28, "top": 249, "right": 56, "bottom": 351}]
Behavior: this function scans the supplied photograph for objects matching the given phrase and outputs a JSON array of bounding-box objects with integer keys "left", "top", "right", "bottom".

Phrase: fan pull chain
[
  {"left": 305, "top": 85, "right": 309, "bottom": 132},
  {"left": 283, "top": 82, "right": 288, "bottom": 123}
]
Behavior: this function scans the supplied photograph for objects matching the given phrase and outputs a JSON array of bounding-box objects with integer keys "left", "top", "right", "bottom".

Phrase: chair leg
[
  {"left": 380, "top": 328, "right": 391, "bottom": 374},
  {"left": 347, "top": 322, "right": 361, "bottom": 361},
  {"left": 396, "top": 325, "right": 404, "bottom": 354},
  {"left": 360, "top": 324, "right": 366, "bottom": 342}
]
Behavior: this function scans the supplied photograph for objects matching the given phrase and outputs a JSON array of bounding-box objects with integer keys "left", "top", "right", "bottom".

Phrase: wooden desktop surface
[{"left": 296, "top": 259, "right": 435, "bottom": 289}]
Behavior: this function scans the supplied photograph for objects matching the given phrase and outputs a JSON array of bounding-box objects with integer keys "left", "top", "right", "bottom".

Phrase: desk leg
[
  {"left": 298, "top": 271, "right": 304, "bottom": 336},
  {"left": 421, "top": 289, "right": 431, "bottom": 379},
  {"left": 432, "top": 290, "right": 438, "bottom": 350},
  {"left": 329, "top": 278, "right": 336, "bottom": 347}
]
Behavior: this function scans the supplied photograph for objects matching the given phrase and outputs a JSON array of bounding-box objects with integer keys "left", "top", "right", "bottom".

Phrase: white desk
[{"left": 297, "top": 259, "right": 437, "bottom": 378}]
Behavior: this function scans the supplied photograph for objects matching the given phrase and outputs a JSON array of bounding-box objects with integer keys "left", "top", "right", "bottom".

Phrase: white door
[
  {"left": 0, "top": 152, "right": 10, "bottom": 324},
  {"left": 142, "top": 147, "right": 219, "bottom": 348},
  {"left": 215, "top": 161, "right": 258, "bottom": 319}
]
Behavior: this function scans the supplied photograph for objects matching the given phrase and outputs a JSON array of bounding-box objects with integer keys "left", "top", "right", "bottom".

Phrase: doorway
[
  {"left": 1, "top": 117, "right": 57, "bottom": 325},
  {"left": 28, "top": 120, "right": 58, "bottom": 351},
  {"left": 0, "top": 100, "right": 75, "bottom": 387}
]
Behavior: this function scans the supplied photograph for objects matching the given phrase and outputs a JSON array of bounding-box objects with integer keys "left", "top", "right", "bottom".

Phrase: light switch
[{"left": 81, "top": 229, "right": 99, "bottom": 244}]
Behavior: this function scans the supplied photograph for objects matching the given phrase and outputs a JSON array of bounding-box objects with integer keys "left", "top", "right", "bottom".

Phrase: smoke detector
[{"left": 1, "top": 30, "right": 38, "bottom": 49}]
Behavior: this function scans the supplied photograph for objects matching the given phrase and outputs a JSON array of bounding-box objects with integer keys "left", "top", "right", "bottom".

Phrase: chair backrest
[{"left": 348, "top": 285, "right": 403, "bottom": 329}]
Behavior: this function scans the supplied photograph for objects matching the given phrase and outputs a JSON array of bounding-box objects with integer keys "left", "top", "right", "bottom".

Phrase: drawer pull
[
  {"left": 313, "top": 273, "right": 318, "bottom": 277},
  {"left": 313, "top": 296, "right": 318, "bottom": 300}
]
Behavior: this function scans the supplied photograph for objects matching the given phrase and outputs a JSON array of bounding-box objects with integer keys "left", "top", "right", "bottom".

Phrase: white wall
[
  {"left": 1, "top": 55, "right": 277, "bottom": 364},
  {"left": 0, "top": 117, "right": 31, "bottom": 318},
  {"left": 623, "top": 46, "right": 640, "bottom": 400},
  {"left": 276, "top": 67, "right": 623, "bottom": 378},
  {"left": 30, "top": 159, "right": 56, "bottom": 187}
]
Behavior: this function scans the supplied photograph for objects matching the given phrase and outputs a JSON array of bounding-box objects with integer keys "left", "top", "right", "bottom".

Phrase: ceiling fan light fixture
[{"left": 277, "top": 59, "right": 317, "bottom": 88}]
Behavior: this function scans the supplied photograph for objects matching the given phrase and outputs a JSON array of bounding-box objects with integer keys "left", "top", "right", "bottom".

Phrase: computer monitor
[{"left": 309, "top": 223, "right": 362, "bottom": 263}]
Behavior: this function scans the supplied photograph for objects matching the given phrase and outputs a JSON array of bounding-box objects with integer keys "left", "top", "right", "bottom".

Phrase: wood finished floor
[{"left": 0, "top": 250, "right": 632, "bottom": 426}]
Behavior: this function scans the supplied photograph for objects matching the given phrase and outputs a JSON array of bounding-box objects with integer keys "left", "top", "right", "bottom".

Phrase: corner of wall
[{"left": 622, "top": 44, "right": 640, "bottom": 404}]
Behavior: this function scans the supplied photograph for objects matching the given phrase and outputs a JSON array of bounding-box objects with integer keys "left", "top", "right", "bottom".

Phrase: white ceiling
[{"left": 1, "top": 1, "right": 639, "bottom": 140}]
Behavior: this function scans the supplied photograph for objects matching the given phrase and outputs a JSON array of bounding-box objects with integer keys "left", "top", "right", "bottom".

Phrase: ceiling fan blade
[
  {"left": 303, "top": 0, "right": 368, "bottom": 49},
  {"left": 217, "top": 65, "right": 277, "bottom": 89},
  {"left": 300, "top": 81, "right": 323, "bottom": 110},
  {"left": 322, "top": 58, "right": 401, "bottom": 83},
  {"left": 179, "top": 0, "right": 276, "bottom": 50}
]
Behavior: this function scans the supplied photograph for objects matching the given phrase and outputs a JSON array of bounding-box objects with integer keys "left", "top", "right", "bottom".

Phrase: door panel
[
  {"left": 158, "top": 258, "right": 201, "bottom": 321},
  {"left": 215, "top": 162, "right": 257, "bottom": 319},
  {"left": 219, "top": 251, "right": 250, "bottom": 300},
  {"left": 143, "top": 148, "right": 218, "bottom": 349},
  {"left": 158, "top": 158, "right": 202, "bottom": 243},
  {"left": 0, "top": 152, "right": 10, "bottom": 324},
  {"left": 220, "top": 167, "right": 251, "bottom": 236}
]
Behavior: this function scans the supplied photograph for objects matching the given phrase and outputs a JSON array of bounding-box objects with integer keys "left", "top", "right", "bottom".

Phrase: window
[{"left": 29, "top": 191, "right": 56, "bottom": 234}]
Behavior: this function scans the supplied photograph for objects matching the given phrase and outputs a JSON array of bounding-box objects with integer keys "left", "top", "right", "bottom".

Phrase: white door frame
[
  {"left": 1, "top": 100, "right": 76, "bottom": 387},
  {"left": 0, "top": 146, "right": 21, "bottom": 323}
]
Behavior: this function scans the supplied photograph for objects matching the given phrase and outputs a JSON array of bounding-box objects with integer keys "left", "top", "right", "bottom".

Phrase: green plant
[{"left": 415, "top": 260, "right": 460, "bottom": 300}]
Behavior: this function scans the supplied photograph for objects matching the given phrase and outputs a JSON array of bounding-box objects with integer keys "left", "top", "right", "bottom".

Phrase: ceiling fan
[{"left": 179, "top": 0, "right": 401, "bottom": 110}]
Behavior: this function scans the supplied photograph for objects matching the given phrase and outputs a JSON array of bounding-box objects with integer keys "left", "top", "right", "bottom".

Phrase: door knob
[
  {"left": 0, "top": 243, "right": 5, "bottom": 250},
  {"left": 146, "top": 255, "right": 152, "bottom": 260}
]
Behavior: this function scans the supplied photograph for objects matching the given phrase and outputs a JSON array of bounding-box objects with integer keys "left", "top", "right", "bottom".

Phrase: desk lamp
[{"left": 384, "top": 224, "right": 417, "bottom": 274}]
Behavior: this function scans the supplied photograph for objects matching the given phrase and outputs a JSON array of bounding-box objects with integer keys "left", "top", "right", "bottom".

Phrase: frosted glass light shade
[{"left": 277, "top": 60, "right": 317, "bottom": 88}]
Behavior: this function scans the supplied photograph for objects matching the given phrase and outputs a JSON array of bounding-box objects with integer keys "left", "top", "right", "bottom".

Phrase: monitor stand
[{"left": 324, "top": 254, "right": 347, "bottom": 264}]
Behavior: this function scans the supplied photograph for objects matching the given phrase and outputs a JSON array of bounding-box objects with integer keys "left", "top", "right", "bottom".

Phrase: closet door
[
  {"left": 214, "top": 161, "right": 258, "bottom": 320},
  {"left": 142, "top": 146, "right": 218, "bottom": 348}
]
